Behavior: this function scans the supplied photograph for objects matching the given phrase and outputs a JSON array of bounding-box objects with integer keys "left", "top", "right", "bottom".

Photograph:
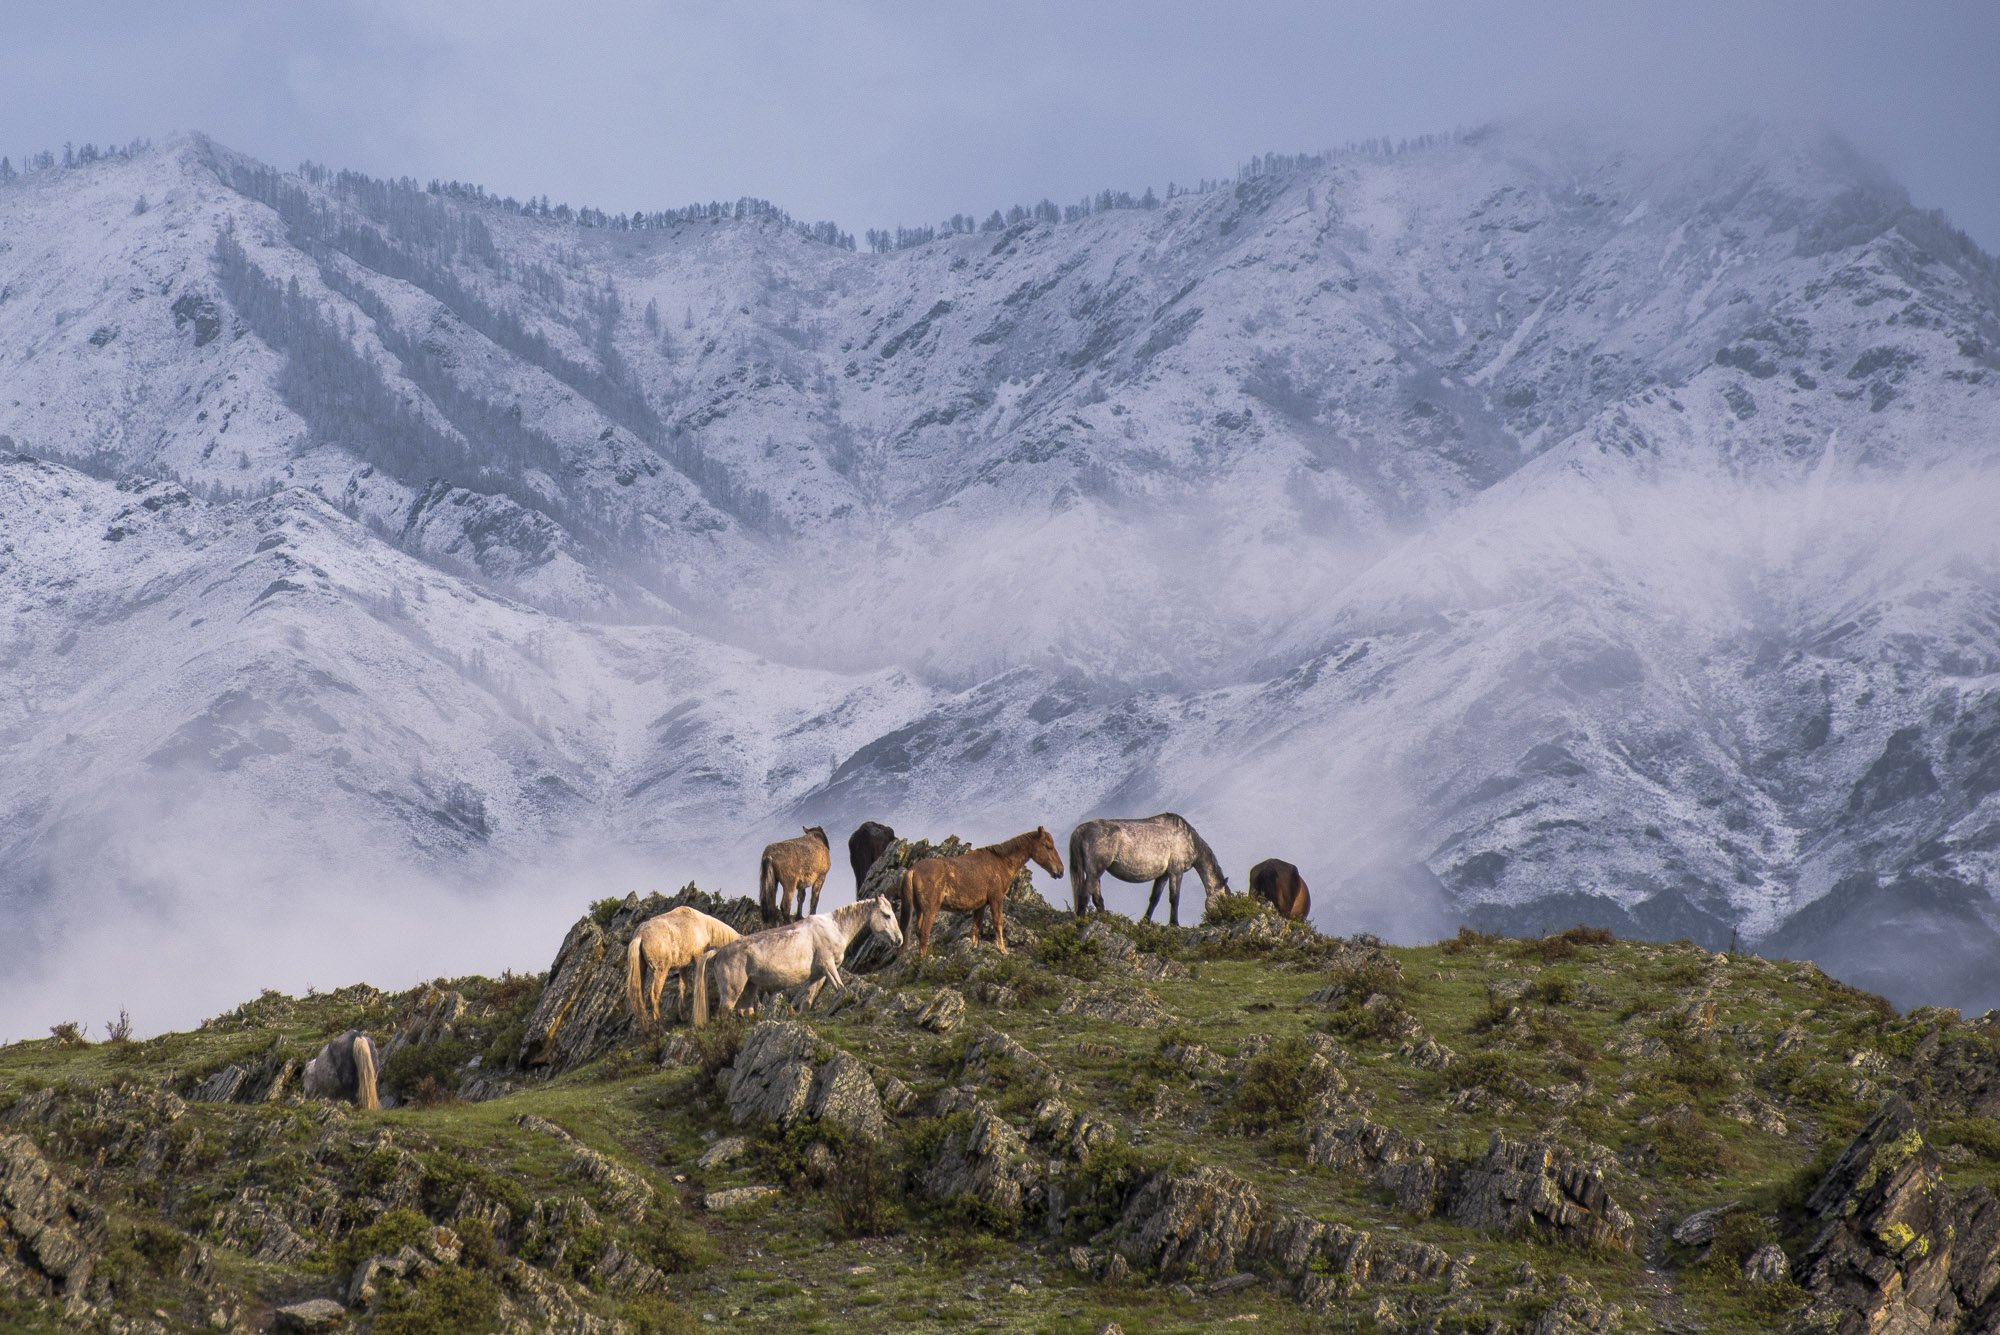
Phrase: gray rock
[
  {"left": 808, "top": 1051, "right": 888, "bottom": 1141},
  {"left": 1742, "top": 1242, "right": 1790, "bottom": 1286},
  {"left": 919, "top": 1099, "right": 1036, "bottom": 1222},
  {"left": 916, "top": 988, "right": 967, "bottom": 1035},
  {"left": 703, "top": 1185, "right": 781, "bottom": 1211},
  {"left": 273, "top": 1297, "right": 347, "bottom": 1332},
  {"left": 725, "top": 1021, "right": 822, "bottom": 1128},
  {"left": 1447, "top": 1133, "right": 1636, "bottom": 1250},
  {"left": 1114, "top": 1165, "right": 1262, "bottom": 1281},
  {"left": 0, "top": 1131, "right": 105, "bottom": 1317},
  {"left": 190, "top": 1064, "right": 250, "bottom": 1103},
  {"left": 697, "top": 1136, "right": 749, "bottom": 1170},
  {"left": 1670, "top": 1202, "right": 1740, "bottom": 1248}
]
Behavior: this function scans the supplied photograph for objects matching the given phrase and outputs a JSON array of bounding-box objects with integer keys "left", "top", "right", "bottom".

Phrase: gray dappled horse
[{"left": 1067, "top": 812, "right": 1230, "bottom": 926}]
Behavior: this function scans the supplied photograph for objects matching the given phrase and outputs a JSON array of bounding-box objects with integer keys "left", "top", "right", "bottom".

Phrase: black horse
[{"left": 849, "top": 820, "right": 897, "bottom": 893}]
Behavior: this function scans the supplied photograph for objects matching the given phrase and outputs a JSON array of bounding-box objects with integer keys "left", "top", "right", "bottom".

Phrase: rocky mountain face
[{"left": 2, "top": 117, "right": 1999, "bottom": 1027}]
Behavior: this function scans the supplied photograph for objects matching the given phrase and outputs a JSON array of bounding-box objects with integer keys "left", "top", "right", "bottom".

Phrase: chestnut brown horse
[
  {"left": 902, "top": 827, "right": 1064, "bottom": 956},
  {"left": 1249, "top": 858, "right": 1310, "bottom": 922},
  {"left": 848, "top": 820, "right": 896, "bottom": 893},
  {"left": 760, "top": 827, "right": 831, "bottom": 924}
]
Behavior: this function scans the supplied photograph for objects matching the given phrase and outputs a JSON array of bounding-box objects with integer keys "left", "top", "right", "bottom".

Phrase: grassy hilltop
[{"left": 5, "top": 877, "right": 2000, "bottom": 1334}]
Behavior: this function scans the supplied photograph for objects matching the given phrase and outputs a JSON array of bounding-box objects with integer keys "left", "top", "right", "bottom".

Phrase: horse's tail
[
  {"left": 759, "top": 855, "right": 778, "bottom": 921},
  {"left": 625, "top": 932, "right": 649, "bottom": 1025},
  {"left": 1067, "top": 825, "right": 1088, "bottom": 911},
  {"left": 352, "top": 1035, "right": 379, "bottom": 1110},
  {"left": 690, "top": 949, "right": 711, "bottom": 1028}
]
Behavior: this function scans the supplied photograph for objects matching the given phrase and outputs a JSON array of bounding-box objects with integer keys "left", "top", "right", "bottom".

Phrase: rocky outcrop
[
  {"left": 0, "top": 1132, "right": 104, "bottom": 1318},
  {"left": 1796, "top": 1096, "right": 2000, "bottom": 1334},
  {"left": 721, "top": 1020, "right": 889, "bottom": 1141},
  {"left": 918, "top": 1095, "right": 1038, "bottom": 1224},
  {"left": 1309, "top": 1117, "right": 1452, "bottom": 1217},
  {"left": 1449, "top": 1133, "right": 1635, "bottom": 1250},
  {"left": 519, "top": 885, "right": 759, "bottom": 1072},
  {"left": 1113, "top": 1165, "right": 1262, "bottom": 1281}
]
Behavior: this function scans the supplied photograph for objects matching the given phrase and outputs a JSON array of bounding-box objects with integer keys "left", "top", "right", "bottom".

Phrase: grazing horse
[
  {"left": 759, "top": 826, "right": 831, "bottom": 924},
  {"left": 1068, "top": 812, "right": 1230, "bottom": 926},
  {"left": 1249, "top": 858, "right": 1310, "bottom": 922},
  {"left": 302, "top": 1030, "right": 379, "bottom": 1109},
  {"left": 901, "top": 827, "right": 1063, "bottom": 957},
  {"left": 624, "top": 906, "right": 742, "bottom": 1029},
  {"left": 690, "top": 896, "right": 902, "bottom": 1027},
  {"left": 848, "top": 820, "right": 897, "bottom": 893}
]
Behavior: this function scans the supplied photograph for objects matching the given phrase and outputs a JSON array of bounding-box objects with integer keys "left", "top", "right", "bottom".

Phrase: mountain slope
[{"left": 2, "top": 117, "right": 1999, "bottom": 1029}]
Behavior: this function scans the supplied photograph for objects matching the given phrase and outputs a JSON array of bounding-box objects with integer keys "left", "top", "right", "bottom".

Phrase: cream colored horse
[
  {"left": 690, "top": 896, "right": 900, "bottom": 1027},
  {"left": 625, "top": 906, "right": 743, "bottom": 1029}
]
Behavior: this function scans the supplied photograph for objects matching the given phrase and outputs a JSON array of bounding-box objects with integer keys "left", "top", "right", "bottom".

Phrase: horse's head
[
  {"left": 804, "top": 825, "right": 828, "bottom": 846},
  {"left": 866, "top": 894, "right": 903, "bottom": 947},
  {"left": 1032, "top": 826, "right": 1064, "bottom": 879}
]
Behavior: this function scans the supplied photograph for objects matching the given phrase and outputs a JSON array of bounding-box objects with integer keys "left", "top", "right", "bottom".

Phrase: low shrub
[
  {"left": 1032, "top": 923, "right": 1105, "bottom": 981},
  {"left": 370, "top": 1266, "right": 504, "bottom": 1335},
  {"left": 380, "top": 1037, "right": 474, "bottom": 1102},
  {"left": 1440, "top": 926, "right": 1501, "bottom": 955},
  {"left": 825, "top": 1140, "right": 898, "bottom": 1237},
  {"left": 1225, "top": 1036, "right": 1337, "bottom": 1133},
  {"left": 1516, "top": 925, "right": 1614, "bottom": 963}
]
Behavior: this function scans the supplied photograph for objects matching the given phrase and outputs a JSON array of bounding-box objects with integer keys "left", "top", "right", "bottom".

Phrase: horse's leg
[
  {"left": 1145, "top": 876, "right": 1166, "bottom": 922},
  {"left": 810, "top": 875, "right": 823, "bottom": 917},
  {"left": 817, "top": 941, "right": 846, "bottom": 990},
  {"left": 1168, "top": 871, "right": 1184, "bottom": 927},
  {"left": 993, "top": 891, "right": 1008, "bottom": 955},
  {"left": 1092, "top": 875, "right": 1108, "bottom": 914}
]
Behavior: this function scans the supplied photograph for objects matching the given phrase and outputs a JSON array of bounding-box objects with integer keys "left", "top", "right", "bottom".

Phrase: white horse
[
  {"left": 690, "top": 895, "right": 901, "bottom": 1027},
  {"left": 625, "top": 906, "right": 743, "bottom": 1029}
]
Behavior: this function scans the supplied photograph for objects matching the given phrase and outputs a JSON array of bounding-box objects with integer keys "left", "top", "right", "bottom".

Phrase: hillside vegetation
[{"left": 6, "top": 880, "right": 2000, "bottom": 1334}]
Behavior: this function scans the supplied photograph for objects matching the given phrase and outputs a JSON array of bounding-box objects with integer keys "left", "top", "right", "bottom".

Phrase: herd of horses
[
  {"left": 633, "top": 811, "right": 1310, "bottom": 1032},
  {"left": 302, "top": 812, "right": 1311, "bottom": 1104}
]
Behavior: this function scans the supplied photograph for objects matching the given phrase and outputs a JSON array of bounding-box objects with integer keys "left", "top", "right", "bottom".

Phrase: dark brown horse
[
  {"left": 1249, "top": 858, "right": 1310, "bottom": 922},
  {"left": 848, "top": 820, "right": 896, "bottom": 893},
  {"left": 901, "top": 827, "right": 1063, "bottom": 956}
]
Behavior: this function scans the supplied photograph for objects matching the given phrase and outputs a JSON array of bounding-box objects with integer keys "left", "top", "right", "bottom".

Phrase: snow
[{"left": 3, "top": 115, "right": 2000, "bottom": 1029}]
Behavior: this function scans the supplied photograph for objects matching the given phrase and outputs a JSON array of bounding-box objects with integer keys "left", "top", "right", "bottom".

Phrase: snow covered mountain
[{"left": 3, "top": 117, "right": 1998, "bottom": 1031}]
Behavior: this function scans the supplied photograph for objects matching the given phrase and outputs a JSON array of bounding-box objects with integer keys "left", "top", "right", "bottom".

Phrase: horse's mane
[{"left": 1159, "top": 813, "right": 1225, "bottom": 885}]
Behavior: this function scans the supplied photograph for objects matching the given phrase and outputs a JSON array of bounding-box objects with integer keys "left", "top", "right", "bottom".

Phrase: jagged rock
[
  {"left": 1308, "top": 1118, "right": 1450, "bottom": 1217},
  {"left": 568, "top": 1143, "right": 656, "bottom": 1223},
  {"left": 1114, "top": 1165, "right": 1261, "bottom": 1281},
  {"left": 191, "top": 1064, "right": 250, "bottom": 1103},
  {"left": 1032, "top": 1096, "right": 1115, "bottom": 1162},
  {"left": 658, "top": 1033, "right": 702, "bottom": 1066},
  {"left": 1743, "top": 1242, "right": 1790, "bottom": 1285},
  {"left": 962, "top": 1025, "right": 1060, "bottom": 1090},
  {"left": 697, "top": 1136, "right": 749, "bottom": 1170},
  {"left": 1722, "top": 1091, "right": 1789, "bottom": 1135},
  {"left": 919, "top": 1100, "right": 1036, "bottom": 1222},
  {"left": 595, "top": 1240, "right": 669, "bottom": 1296},
  {"left": 1258, "top": 1204, "right": 1456, "bottom": 1310},
  {"left": 724, "top": 1021, "right": 821, "bottom": 1126},
  {"left": 1209, "top": 1272, "right": 1259, "bottom": 1294},
  {"left": 518, "top": 1197, "right": 603, "bottom": 1275},
  {"left": 809, "top": 1051, "right": 889, "bottom": 1141},
  {"left": 1056, "top": 988, "right": 1171, "bottom": 1027},
  {"left": 704, "top": 1185, "right": 780, "bottom": 1211},
  {"left": 877, "top": 1074, "right": 918, "bottom": 1116},
  {"left": 520, "top": 886, "right": 759, "bottom": 1072},
  {"left": 273, "top": 1298, "right": 346, "bottom": 1332},
  {"left": 916, "top": 988, "right": 967, "bottom": 1034},
  {"left": 1448, "top": 1133, "right": 1636, "bottom": 1250},
  {"left": 0, "top": 1132, "right": 104, "bottom": 1318},
  {"left": 1159, "top": 1040, "right": 1227, "bottom": 1077},
  {"left": 347, "top": 1237, "right": 447, "bottom": 1306},
  {"left": 1396, "top": 1033, "right": 1456, "bottom": 1070},
  {"left": 1795, "top": 1096, "right": 2000, "bottom": 1334},
  {"left": 1670, "top": 1202, "right": 1739, "bottom": 1247}
]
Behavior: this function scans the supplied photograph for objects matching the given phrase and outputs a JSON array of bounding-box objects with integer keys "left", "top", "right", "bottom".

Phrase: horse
[
  {"left": 1249, "top": 858, "right": 1310, "bottom": 922},
  {"left": 624, "top": 906, "right": 743, "bottom": 1029},
  {"left": 849, "top": 820, "right": 897, "bottom": 893},
  {"left": 901, "top": 827, "right": 1063, "bottom": 957},
  {"left": 690, "top": 896, "right": 901, "bottom": 1027},
  {"left": 1068, "top": 812, "right": 1230, "bottom": 926},
  {"left": 759, "top": 826, "right": 831, "bottom": 924},
  {"left": 302, "top": 1029, "right": 380, "bottom": 1109}
]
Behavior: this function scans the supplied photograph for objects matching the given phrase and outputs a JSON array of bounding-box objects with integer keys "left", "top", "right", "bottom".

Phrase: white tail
[
  {"left": 690, "top": 949, "right": 711, "bottom": 1028},
  {"left": 352, "top": 1035, "right": 379, "bottom": 1110},
  {"left": 625, "top": 932, "right": 650, "bottom": 1027}
]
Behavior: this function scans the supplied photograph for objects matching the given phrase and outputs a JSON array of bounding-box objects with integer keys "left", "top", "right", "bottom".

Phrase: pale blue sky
[{"left": 5, "top": 0, "right": 1998, "bottom": 246}]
